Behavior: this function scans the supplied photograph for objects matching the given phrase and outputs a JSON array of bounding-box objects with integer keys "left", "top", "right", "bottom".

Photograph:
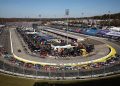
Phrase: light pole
[
  {"left": 49, "top": 66, "right": 51, "bottom": 79},
  {"left": 103, "top": 63, "right": 106, "bottom": 76},
  {"left": 39, "top": 14, "right": 42, "bottom": 32},
  {"left": 77, "top": 67, "right": 80, "bottom": 77},
  {"left": 23, "top": 63, "right": 25, "bottom": 77},
  {"left": 81, "top": 12, "right": 84, "bottom": 27},
  {"left": 108, "top": 11, "right": 111, "bottom": 28},
  {"left": 39, "top": 14, "right": 41, "bottom": 21},
  {"left": 62, "top": 68, "right": 65, "bottom": 79},
  {"left": 65, "top": 9, "right": 69, "bottom": 45}
]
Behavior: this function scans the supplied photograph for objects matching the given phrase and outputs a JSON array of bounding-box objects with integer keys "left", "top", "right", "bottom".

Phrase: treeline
[
  {"left": 92, "top": 13, "right": 120, "bottom": 19},
  {"left": 0, "top": 18, "right": 66, "bottom": 23},
  {"left": 99, "top": 19, "right": 120, "bottom": 27},
  {"left": 0, "top": 13, "right": 120, "bottom": 23},
  {"left": 0, "top": 18, "right": 40, "bottom": 23}
]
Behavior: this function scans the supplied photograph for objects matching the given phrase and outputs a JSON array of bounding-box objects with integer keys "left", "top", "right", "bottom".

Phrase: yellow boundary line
[{"left": 13, "top": 45, "right": 116, "bottom": 66}]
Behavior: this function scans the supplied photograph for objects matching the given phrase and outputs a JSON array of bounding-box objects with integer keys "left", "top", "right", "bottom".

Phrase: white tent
[
  {"left": 0, "top": 25, "right": 5, "bottom": 27},
  {"left": 26, "top": 32, "right": 37, "bottom": 34},
  {"left": 51, "top": 44, "right": 75, "bottom": 50},
  {"left": 106, "top": 31, "right": 120, "bottom": 37},
  {"left": 109, "top": 27, "right": 120, "bottom": 32}
]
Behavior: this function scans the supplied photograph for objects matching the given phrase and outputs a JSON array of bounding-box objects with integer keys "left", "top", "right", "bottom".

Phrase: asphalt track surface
[
  {"left": 0, "top": 28, "right": 11, "bottom": 54},
  {"left": 10, "top": 28, "right": 114, "bottom": 65}
]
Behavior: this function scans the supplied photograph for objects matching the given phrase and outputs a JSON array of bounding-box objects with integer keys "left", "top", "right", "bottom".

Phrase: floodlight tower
[
  {"left": 108, "top": 11, "right": 111, "bottom": 28},
  {"left": 65, "top": 9, "right": 69, "bottom": 45},
  {"left": 39, "top": 14, "right": 42, "bottom": 25},
  {"left": 81, "top": 12, "right": 84, "bottom": 27},
  {"left": 39, "top": 14, "right": 42, "bottom": 32}
]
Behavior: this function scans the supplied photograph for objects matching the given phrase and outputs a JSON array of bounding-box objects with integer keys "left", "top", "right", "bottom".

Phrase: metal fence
[{"left": 0, "top": 57, "right": 120, "bottom": 80}]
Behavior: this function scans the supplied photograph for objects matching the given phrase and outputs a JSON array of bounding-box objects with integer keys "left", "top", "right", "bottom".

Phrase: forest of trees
[
  {"left": 92, "top": 13, "right": 120, "bottom": 19},
  {"left": 0, "top": 13, "right": 120, "bottom": 26}
]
